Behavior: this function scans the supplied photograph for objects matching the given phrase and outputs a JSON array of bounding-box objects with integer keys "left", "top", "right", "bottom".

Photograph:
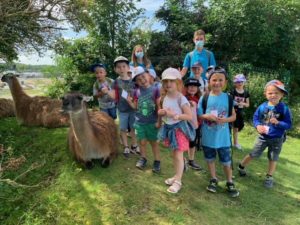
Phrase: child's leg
[
  {"left": 207, "top": 161, "right": 217, "bottom": 179},
  {"left": 149, "top": 140, "right": 160, "bottom": 161},
  {"left": 240, "top": 154, "right": 253, "bottom": 167},
  {"left": 172, "top": 150, "right": 184, "bottom": 182},
  {"left": 267, "top": 160, "right": 277, "bottom": 176},
  {"left": 129, "top": 128, "right": 137, "bottom": 146},
  {"left": 139, "top": 139, "right": 147, "bottom": 158},
  {"left": 233, "top": 127, "right": 239, "bottom": 145},
  {"left": 223, "top": 165, "right": 233, "bottom": 182},
  {"left": 120, "top": 130, "right": 128, "bottom": 147},
  {"left": 188, "top": 147, "right": 196, "bottom": 160}
]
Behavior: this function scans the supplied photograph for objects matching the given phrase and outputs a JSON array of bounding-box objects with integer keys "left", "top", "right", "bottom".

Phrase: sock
[{"left": 238, "top": 163, "right": 245, "bottom": 169}]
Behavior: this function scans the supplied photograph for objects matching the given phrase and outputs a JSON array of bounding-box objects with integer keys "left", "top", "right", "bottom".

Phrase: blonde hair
[
  {"left": 131, "top": 45, "right": 151, "bottom": 69},
  {"left": 160, "top": 79, "right": 183, "bottom": 107},
  {"left": 194, "top": 29, "right": 206, "bottom": 38}
]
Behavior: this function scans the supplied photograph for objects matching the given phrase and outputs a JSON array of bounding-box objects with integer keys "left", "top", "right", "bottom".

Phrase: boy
[
  {"left": 127, "top": 66, "right": 161, "bottom": 173},
  {"left": 101, "top": 56, "right": 139, "bottom": 157},
  {"left": 238, "top": 80, "right": 292, "bottom": 188},
  {"left": 181, "top": 29, "right": 216, "bottom": 79},
  {"left": 198, "top": 66, "right": 239, "bottom": 198},
  {"left": 191, "top": 62, "right": 209, "bottom": 95},
  {"left": 91, "top": 63, "right": 116, "bottom": 120}
]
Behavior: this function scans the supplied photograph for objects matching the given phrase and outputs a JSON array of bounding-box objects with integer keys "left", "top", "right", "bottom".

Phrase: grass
[{"left": 0, "top": 118, "right": 299, "bottom": 225}]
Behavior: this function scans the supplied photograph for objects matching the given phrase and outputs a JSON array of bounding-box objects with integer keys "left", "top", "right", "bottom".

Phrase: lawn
[{"left": 0, "top": 118, "right": 299, "bottom": 225}]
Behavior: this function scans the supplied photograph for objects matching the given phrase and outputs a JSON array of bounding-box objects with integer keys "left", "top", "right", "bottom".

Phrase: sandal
[
  {"left": 167, "top": 180, "right": 182, "bottom": 194},
  {"left": 165, "top": 177, "right": 176, "bottom": 186}
]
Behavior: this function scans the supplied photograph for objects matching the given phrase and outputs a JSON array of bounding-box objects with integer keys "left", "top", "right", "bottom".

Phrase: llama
[
  {"left": 0, "top": 98, "right": 15, "bottom": 118},
  {"left": 1, "top": 74, "right": 68, "bottom": 128},
  {"left": 61, "top": 92, "right": 118, "bottom": 168}
]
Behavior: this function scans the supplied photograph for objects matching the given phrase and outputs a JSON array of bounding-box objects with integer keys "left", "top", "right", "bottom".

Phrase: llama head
[
  {"left": 1, "top": 73, "right": 19, "bottom": 84},
  {"left": 61, "top": 92, "right": 93, "bottom": 114}
]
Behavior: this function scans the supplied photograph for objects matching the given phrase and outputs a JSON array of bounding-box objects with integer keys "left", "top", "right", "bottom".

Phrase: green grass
[{"left": 0, "top": 118, "right": 299, "bottom": 225}]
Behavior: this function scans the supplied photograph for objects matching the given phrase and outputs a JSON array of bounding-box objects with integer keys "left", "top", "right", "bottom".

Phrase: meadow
[{"left": 0, "top": 117, "right": 299, "bottom": 225}]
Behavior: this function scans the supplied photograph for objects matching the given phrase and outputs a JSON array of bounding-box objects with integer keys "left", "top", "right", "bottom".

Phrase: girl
[
  {"left": 130, "top": 44, "right": 154, "bottom": 70},
  {"left": 184, "top": 78, "right": 202, "bottom": 170},
  {"left": 230, "top": 74, "right": 250, "bottom": 150},
  {"left": 158, "top": 68, "right": 195, "bottom": 194}
]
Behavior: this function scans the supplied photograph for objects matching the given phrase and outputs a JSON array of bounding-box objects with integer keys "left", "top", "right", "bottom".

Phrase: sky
[{"left": 16, "top": 0, "right": 165, "bottom": 65}]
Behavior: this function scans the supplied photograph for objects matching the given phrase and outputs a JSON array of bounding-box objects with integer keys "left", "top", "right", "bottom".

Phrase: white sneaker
[{"left": 234, "top": 144, "right": 242, "bottom": 150}]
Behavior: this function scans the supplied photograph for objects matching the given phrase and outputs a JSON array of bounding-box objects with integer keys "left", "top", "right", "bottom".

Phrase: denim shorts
[
  {"left": 202, "top": 146, "right": 231, "bottom": 166},
  {"left": 118, "top": 111, "right": 135, "bottom": 131},
  {"left": 101, "top": 107, "right": 117, "bottom": 120},
  {"left": 249, "top": 135, "right": 284, "bottom": 161}
]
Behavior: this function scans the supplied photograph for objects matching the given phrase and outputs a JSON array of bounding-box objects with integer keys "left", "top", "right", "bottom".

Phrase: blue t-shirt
[
  {"left": 183, "top": 48, "right": 216, "bottom": 79},
  {"left": 197, "top": 92, "right": 231, "bottom": 148},
  {"left": 133, "top": 85, "right": 160, "bottom": 124},
  {"left": 253, "top": 102, "right": 292, "bottom": 138},
  {"left": 129, "top": 62, "right": 154, "bottom": 70},
  {"left": 112, "top": 78, "right": 135, "bottom": 113}
]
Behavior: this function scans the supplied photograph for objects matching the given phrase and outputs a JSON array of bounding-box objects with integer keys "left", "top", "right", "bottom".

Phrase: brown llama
[
  {"left": 1, "top": 74, "right": 68, "bottom": 128},
  {"left": 61, "top": 92, "right": 118, "bottom": 169},
  {"left": 0, "top": 98, "right": 15, "bottom": 118}
]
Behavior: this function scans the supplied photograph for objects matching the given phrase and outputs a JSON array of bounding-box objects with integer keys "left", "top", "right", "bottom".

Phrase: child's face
[
  {"left": 265, "top": 85, "right": 284, "bottom": 105},
  {"left": 135, "top": 73, "right": 150, "bottom": 88},
  {"left": 187, "top": 85, "right": 198, "bottom": 95},
  {"left": 193, "top": 35, "right": 205, "bottom": 43},
  {"left": 234, "top": 81, "right": 244, "bottom": 88},
  {"left": 115, "top": 62, "right": 129, "bottom": 77},
  {"left": 163, "top": 79, "right": 177, "bottom": 93},
  {"left": 95, "top": 67, "right": 106, "bottom": 81},
  {"left": 209, "top": 73, "right": 227, "bottom": 93},
  {"left": 192, "top": 67, "right": 203, "bottom": 77}
]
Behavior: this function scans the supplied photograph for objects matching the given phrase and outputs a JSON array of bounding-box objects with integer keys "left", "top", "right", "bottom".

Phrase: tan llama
[
  {"left": 0, "top": 98, "right": 15, "bottom": 118},
  {"left": 61, "top": 92, "right": 118, "bottom": 169},
  {"left": 1, "top": 73, "right": 68, "bottom": 127}
]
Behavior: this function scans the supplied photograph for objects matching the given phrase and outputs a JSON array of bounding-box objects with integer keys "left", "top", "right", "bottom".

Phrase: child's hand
[
  {"left": 101, "top": 86, "right": 109, "bottom": 94},
  {"left": 216, "top": 117, "right": 227, "bottom": 124},
  {"left": 270, "top": 117, "right": 279, "bottom": 125},
  {"left": 126, "top": 96, "right": 133, "bottom": 103},
  {"left": 206, "top": 114, "right": 218, "bottom": 122},
  {"left": 256, "top": 125, "right": 266, "bottom": 134},
  {"left": 165, "top": 108, "right": 176, "bottom": 118}
]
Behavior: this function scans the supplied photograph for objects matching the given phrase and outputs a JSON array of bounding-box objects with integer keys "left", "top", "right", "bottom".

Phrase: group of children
[{"left": 91, "top": 29, "right": 292, "bottom": 197}]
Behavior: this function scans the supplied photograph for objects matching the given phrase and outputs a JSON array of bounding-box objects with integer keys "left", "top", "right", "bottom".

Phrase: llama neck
[
  {"left": 8, "top": 77, "right": 30, "bottom": 104},
  {"left": 70, "top": 105, "right": 93, "bottom": 141}
]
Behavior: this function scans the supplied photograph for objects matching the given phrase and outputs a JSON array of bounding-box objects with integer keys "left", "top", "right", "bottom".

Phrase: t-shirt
[
  {"left": 197, "top": 77, "right": 208, "bottom": 95},
  {"left": 162, "top": 93, "right": 190, "bottom": 125},
  {"left": 183, "top": 48, "right": 216, "bottom": 79},
  {"left": 197, "top": 92, "right": 231, "bottom": 148},
  {"left": 93, "top": 78, "right": 115, "bottom": 109},
  {"left": 112, "top": 78, "right": 135, "bottom": 112},
  {"left": 230, "top": 89, "right": 250, "bottom": 113},
  {"left": 133, "top": 85, "right": 160, "bottom": 124}
]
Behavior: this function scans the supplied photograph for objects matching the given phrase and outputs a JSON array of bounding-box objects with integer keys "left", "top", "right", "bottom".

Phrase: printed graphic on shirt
[
  {"left": 262, "top": 106, "right": 281, "bottom": 125},
  {"left": 205, "top": 105, "right": 227, "bottom": 130},
  {"left": 137, "top": 91, "right": 155, "bottom": 117}
]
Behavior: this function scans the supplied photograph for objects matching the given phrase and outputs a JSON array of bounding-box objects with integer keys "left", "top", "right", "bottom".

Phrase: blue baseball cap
[{"left": 90, "top": 63, "right": 106, "bottom": 72}]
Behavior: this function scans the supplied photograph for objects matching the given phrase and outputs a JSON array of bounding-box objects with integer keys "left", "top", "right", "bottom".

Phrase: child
[
  {"left": 130, "top": 44, "right": 154, "bottom": 70},
  {"left": 191, "top": 62, "right": 209, "bottom": 96},
  {"left": 184, "top": 78, "right": 203, "bottom": 170},
  {"left": 91, "top": 63, "right": 117, "bottom": 120},
  {"left": 230, "top": 74, "right": 250, "bottom": 150},
  {"left": 198, "top": 66, "right": 239, "bottom": 198},
  {"left": 181, "top": 29, "right": 216, "bottom": 79},
  {"left": 158, "top": 68, "right": 195, "bottom": 194},
  {"left": 126, "top": 66, "right": 161, "bottom": 173},
  {"left": 101, "top": 56, "right": 139, "bottom": 157},
  {"left": 238, "top": 80, "right": 292, "bottom": 188}
]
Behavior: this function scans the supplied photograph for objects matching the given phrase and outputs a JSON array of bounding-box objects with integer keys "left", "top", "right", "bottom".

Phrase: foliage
[{"left": 0, "top": 118, "right": 300, "bottom": 224}]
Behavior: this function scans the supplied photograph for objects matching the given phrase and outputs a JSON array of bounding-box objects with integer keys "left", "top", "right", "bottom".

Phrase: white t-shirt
[
  {"left": 198, "top": 77, "right": 208, "bottom": 95},
  {"left": 162, "top": 93, "right": 190, "bottom": 125}
]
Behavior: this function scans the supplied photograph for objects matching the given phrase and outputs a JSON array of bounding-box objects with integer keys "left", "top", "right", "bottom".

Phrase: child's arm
[
  {"left": 174, "top": 103, "right": 192, "bottom": 121},
  {"left": 180, "top": 67, "right": 188, "bottom": 77},
  {"left": 270, "top": 106, "right": 292, "bottom": 130},
  {"left": 126, "top": 96, "right": 137, "bottom": 109},
  {"left": 155, "top": 97, "right": 162, "bottom": 128},
  {"left": 253, "top": 104, "right": 268, "bottom": 134}
]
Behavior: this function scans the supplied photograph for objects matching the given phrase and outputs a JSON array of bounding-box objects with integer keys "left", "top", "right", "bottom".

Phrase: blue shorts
[
  {"left": 118, "top": 111, "right": 135, "bottom": 131},
  {"left": 101, "top": 107, "right": 117, "bottom": 120},
  {"left": 249, "top": 135, "right": 284, "bottom": 161},
  {"left": 202, "top": 146, "right": 231, "bottom": 166}
]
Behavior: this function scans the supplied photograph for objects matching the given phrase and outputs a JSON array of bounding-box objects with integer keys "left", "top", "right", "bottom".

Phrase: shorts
[
  {"left": 164, "top": 129, "right": 189, "bottom": 152},
  {"left": 249, "top": 135, "right": 284, "bottom": 161},
  {"left": 233, "top": 110, "right": 244, "bottom": 131},
  {"left": 134, "top": 123, "right": 158, "bottom": 141},
  {"left": 118, "top": 111, "right": 135, "bottom": 131},
  {"left": 202, "top": 146, "right": 231, "bottom": 166},
  {"left": 101, "top": 107, "right": 117, "bottom": 120}
]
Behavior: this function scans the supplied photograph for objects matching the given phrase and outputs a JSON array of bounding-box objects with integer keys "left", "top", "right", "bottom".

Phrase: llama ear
[{"left": 82, "top": 96, "right": 93, "bottom": 102}]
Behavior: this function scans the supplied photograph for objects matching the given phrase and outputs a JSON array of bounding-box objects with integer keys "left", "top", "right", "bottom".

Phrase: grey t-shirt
[
  {"left": 113, "top": 78, "right": 135, "bottom": 113},
  {"left": 134, "top": 85, "right": 160, "bottom": 124},
  {"left": 93, "top": 78, "right": 116, "bottom": 109}
]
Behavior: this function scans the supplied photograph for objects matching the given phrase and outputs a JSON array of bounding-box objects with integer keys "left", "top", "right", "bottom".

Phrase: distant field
[{"left": 0, "top": 78, "right": 52, "bottom": 99}]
